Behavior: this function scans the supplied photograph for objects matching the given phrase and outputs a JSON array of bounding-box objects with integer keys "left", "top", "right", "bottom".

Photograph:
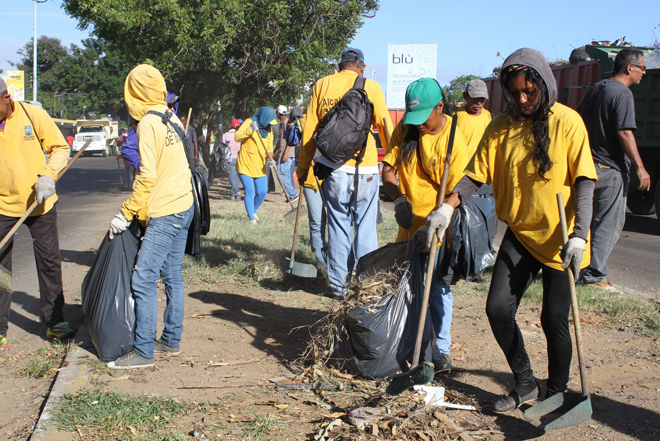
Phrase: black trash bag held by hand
[
  {"left": 338, "top": 251, "right": 435, "bottom": 379},
  {"left": 81, "top": 222, "right": 141, "bottom": 362}
]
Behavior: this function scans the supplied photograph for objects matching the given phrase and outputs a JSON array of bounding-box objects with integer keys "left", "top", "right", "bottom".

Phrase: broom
[
  {"left": 386, "top": 115, "right": 458, "bottom": 395},
  {"left": 0, "top": 139, "right": 92, "bottom": 295}
]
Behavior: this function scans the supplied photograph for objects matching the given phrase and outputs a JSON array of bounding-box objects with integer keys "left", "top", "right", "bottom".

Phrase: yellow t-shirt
[
  {"left": 0, "top": 101, "right": 70, "bottom": 217},
  {"left": 465, "top": 103, "right": 597, "bottom": 270},
  {"left": 297, "top": 69, "right": 392, "bottom": 177},
  {"left": 455, "top": 108, "right": 492, "bottom": 159},
  {"left": 121, "top": 105, "right": 193, "bottom": 221},
  {"left": 382, "top": 115, "right": 470, "bottom": 243},
  {"left": 235, "top": 118, "right": 274, "bottom": 178}
]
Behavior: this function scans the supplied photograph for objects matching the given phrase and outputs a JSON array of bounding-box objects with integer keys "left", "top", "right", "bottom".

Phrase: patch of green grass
[
  {"left": 454, "top": 275, "right": 660, "bottom": 337},
  {"left": 184, "top": 191, "right": 399, "bottom": 293},
  {"left": 18, "top": 341, "right": 70, "bottom": 378},
  {"left": 241, "top": 409, "right": 279, "bottom": 440},
  {"left": 55, "top": 388, "right": 200, "bottom": 440}
]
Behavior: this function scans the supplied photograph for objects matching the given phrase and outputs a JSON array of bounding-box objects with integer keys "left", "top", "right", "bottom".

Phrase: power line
[{"left": 0, "top": 12, "right": 33, "bottom": 29}]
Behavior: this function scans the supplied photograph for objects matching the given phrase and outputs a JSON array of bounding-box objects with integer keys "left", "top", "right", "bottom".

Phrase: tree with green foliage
[{"left": 62, "top": 0, "right": 379, "bottom": 160}]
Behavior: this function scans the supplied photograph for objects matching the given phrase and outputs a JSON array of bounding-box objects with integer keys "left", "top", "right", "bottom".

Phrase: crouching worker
[
  {"left": 106, "top": 65, "right": 194, "bottom": 369},
  {"left": 382, "top": 78, "right": 470, "bottom": 373},
  {"left": 443, "top": 49, "right": 597, "bottom": 412}
]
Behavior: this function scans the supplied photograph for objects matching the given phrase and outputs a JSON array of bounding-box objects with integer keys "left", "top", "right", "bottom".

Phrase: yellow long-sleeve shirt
[
  {"left": 235, "top": 118, "right": 274, "bottom": 178},
  {"left": 0, "top": 100, "right": 70, "bottom": 217},
  {"left": 297, "top": 69, "right": 392, "bottom": 177},
  {"left": 120, "top": 105, "right": 193, "bottom": 221}
]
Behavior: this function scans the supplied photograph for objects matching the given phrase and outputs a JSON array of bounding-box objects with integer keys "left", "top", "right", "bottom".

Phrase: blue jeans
[
  {"left": 421, "top": 249, "right": 453, "bottom": 357},
  {"left": 579, "top": 167, "right": 626, "bottom": 284},
  {"left": 324, "top": 171, "right": 379, "bottom": 296},
  {"left": 228, "top": 158, "right": 240, "bottom": 198},
  {"left": 278, "top": 157, "right": 298, "bottom": 199},
  {"left": 303, "top": 186, "right": 326, "bottom": 265},
  {"left": 132, "top": 204, "right": 194, "bottom": 359},
  {"left": 239, "top": 174, "right": 268, "bottom": 221}
]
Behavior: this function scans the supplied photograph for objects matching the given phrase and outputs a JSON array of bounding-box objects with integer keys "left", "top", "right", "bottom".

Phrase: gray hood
[{"left": 502, "top": 48, "right": 557, "bottom": 106}]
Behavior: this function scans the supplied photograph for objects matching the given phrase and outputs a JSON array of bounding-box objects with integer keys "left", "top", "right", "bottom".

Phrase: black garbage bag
[
  {"left": 81, "top": 222, "right": 141, "bottom": 362},
  {"left": 338, "top": 252, "right": 435, "bottom": 379},
  {"left": 438, "top": 194, "right": 497, "bottom": 283}
]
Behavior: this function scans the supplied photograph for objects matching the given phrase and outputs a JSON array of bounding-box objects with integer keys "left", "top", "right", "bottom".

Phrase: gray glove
[
  {"left": 109, "top": 212, "right": 130, "bottom": 240},
  {"left": 35, "top": 175, "right": 56, "bottom": 204},
  {"left": 250, "top": 121, "right": 259, "bottom": 132},
  {"left": 268, "top": 159, "right": 277, "bottom": 168},
  {"left": 412, "top": 226, "right": 428, "bottom": 252},
  {"left": 394, "top": 196, "right": 414, "bottom": 230},
  {"left": 425, "top": 203, "right": 454, "bottom": 248},
  {"left": 561, "top": 237, "right": 586, "bottom": 281}
]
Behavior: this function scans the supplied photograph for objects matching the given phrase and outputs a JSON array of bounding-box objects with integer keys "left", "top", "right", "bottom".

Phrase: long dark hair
[
  {"left": 501, "top": 67, "right": 553, "bottom": 181},
  {"left": 397, "top": 102, "right": 448, "bottom": 166}
]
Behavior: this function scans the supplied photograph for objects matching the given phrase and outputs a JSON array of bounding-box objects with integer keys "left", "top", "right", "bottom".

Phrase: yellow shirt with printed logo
[
  {"left": 0, "top": 100, "right": 70, "bottom": 217},
  {"left": 464, "top": 103, "right": 597, "bottom": 270},
  {"left": 455, "top": 108, "right": 492, "bottom": 159},
  {"left": 235, "top": 118, "right": 274, "bottom": 178},
  {"left": 382, "top": 115, "right": 470, "bottom": 243},
  {"left": 297, "top": 69, "right": 392, "bottom": 177}
]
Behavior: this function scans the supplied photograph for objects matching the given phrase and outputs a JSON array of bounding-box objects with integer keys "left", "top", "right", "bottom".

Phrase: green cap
[{"left": 402, "top": 78, "right": 443, "bottom": 125}]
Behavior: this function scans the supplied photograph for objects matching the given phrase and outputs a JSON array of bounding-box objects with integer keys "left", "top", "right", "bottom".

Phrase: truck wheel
[
  {"left": 627, "top": 194, "right": 656, "bottom": 216},
  {"left": 102, "top": 149, "right": 108, "bottom": 158}
]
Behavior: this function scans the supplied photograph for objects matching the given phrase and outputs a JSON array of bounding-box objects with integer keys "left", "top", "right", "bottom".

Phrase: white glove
[
  {"left": 250, "top": 121, "right": 259, "bottom": 132},
  {"left": 35, "top": 175, "right": 56, "bottom": 204},
  {"left": 412, "top": 226, "right": 428, "bottom": 252},
  {"left": 394, "top": 196, "right": 414, "bottom": 230},
  {"left": 561, "top": 237, "right": 586, "bottom": 281},
  {"left": 425, "top": 203, "right": 454, "bottom": 248},
  {"left": 268, "top": 159, "right": 277, "bottom": 168},
  {"left": 109, "top": 212, "right": 130, "bottom": 240}
]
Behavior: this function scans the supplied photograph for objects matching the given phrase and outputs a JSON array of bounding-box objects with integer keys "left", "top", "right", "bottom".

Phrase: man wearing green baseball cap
[{"left": 382, "top": 77, "right": 471, "bottom": 373}]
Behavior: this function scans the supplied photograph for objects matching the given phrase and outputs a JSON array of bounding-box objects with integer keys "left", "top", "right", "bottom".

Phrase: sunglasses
[{"left": 630, "top": 63, "right": 646, "bottom": 72}]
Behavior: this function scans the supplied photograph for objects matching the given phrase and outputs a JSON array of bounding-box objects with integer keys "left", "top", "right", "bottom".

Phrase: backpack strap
[
  {"left": 146, "top": 110, "right": 195, "bottom": 172},
  {"left": 18, "top": 102, "right": 45, "bottom": 151}
]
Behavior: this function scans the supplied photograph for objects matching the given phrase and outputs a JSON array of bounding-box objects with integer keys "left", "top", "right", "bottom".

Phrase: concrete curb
[{"left": 30, "top": 326, "right": 95, "bottom": 441}]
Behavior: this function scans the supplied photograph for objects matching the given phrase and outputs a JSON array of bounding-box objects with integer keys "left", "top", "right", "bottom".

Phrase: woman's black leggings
[{"left": 485, "top": 228, "right": 573, "bottom": 396}]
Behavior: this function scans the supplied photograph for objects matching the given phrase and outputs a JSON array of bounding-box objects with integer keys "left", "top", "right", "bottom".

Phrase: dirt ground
[{"left": 2, "top": 178, "right": 659, "bottom": 440}]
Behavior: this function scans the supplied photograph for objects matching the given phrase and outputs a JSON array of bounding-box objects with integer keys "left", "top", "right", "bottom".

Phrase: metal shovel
[
  {"left": 523, "top": 193, "right": 592, "bottom": 431},
  {"left": 286, "top": 186, "right": 317, "bottom": 278}
]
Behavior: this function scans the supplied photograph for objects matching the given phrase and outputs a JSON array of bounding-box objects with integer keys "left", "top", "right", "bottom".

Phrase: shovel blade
[
  {"left": 286, "top": 258, "right": 318, "bottom": 278},
  {"left": 524, "top": 393, "right": 592, "bottom": 431}
]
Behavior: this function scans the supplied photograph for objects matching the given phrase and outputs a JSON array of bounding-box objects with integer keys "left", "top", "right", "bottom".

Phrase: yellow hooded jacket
[
  {"left": 121, "top": 64, "right": 193, "bottom": 222},
  {"left": 0, "top": 100, "right": 70, "bottom": 217}
]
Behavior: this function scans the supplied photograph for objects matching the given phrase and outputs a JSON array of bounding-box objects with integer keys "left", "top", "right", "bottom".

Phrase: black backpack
[{"left": 313, "top": 75, "right": 380, "bottom": 167}]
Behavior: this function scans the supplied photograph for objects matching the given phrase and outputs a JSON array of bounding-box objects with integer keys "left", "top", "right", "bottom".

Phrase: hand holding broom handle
[{"left": 0, "top": 139, "right": 92, "bottom": 253}]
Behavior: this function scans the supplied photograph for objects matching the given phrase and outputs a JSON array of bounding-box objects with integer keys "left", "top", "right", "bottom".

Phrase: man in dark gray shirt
[{"left": 576, "top": 48, "right": 650, "bottom": 286}]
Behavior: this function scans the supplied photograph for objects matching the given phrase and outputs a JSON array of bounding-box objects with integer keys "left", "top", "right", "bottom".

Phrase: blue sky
[{"left": 2, "top": 0, "right": 658, "bottom": 93}]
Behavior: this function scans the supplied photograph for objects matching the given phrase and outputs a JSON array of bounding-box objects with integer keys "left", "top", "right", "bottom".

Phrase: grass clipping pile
[{"left": 296, "top": 267, "right": 483, "bottom": 441}]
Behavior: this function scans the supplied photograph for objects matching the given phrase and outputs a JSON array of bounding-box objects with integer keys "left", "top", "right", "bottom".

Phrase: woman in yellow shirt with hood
[
  {"left": 442, "top": 48, "right": 597, "bottom": 413},
  {"left": 235, "top": 107, "right": 278, "bottom": 223}
]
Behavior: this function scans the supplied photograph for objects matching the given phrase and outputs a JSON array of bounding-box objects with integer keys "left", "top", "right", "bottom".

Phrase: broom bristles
[{"left": 386, "top": 362, "right": 434, "bottom": 396}]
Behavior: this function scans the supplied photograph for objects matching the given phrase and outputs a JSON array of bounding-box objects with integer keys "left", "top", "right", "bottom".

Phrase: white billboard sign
[{"left": 387, "top": 44, "right": 437, "bottom": 109}]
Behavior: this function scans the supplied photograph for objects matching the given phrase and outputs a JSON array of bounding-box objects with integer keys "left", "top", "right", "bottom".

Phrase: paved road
[
  {"left": 8, "top": 155, "right": 129, "bottom": 344},
  {"left": 380, "top": 197, "right": 660, "bottom": 298}
]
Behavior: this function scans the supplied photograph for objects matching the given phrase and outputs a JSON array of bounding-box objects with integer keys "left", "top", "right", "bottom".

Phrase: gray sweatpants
[{"left": 579, "top": 166, "right": 626, "bottom": 284}]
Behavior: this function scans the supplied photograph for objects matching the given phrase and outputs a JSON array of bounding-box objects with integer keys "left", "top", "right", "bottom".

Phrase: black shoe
[
  {"left": 433, "top": 353, "right": 453, "bottom": 372},
  {"left": 493, "top": 385, "right": 539, "bottom": 414}
]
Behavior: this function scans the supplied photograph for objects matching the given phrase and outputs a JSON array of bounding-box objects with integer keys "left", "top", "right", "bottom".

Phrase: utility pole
[
  {"left": 33, "top": 0, "right": 38, "bottom": 102},
  {"left": 371, "top": 69, "right": 377, "bottom": 80}
]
